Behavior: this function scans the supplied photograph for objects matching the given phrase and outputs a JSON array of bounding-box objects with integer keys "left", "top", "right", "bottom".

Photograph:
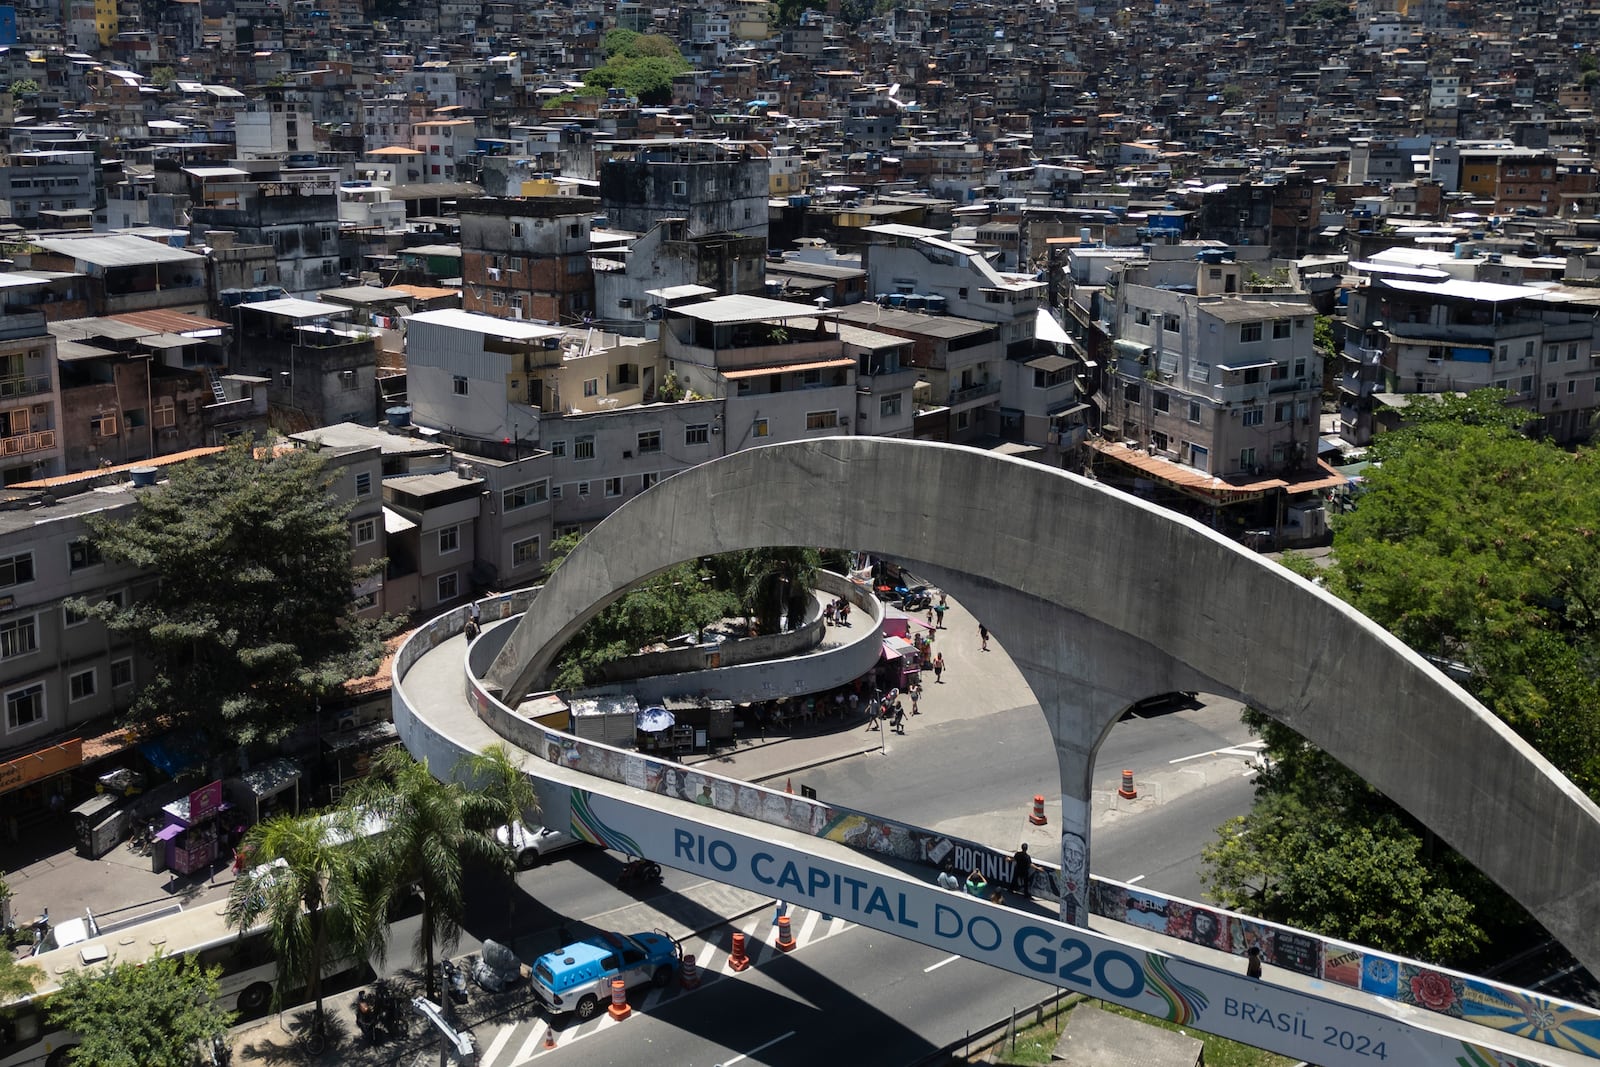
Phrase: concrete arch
[{"left": 486, "top": 436, "right": 1600, "bottom": 975}]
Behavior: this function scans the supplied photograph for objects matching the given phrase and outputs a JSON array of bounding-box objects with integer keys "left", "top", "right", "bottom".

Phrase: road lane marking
[
  {"left": 718, "top": 1030, "right": 796, "bottom": 1066},
  {"left": 1169, "top": 739, "right": 1266, "bottom": 764},
  {"left": 923, "top": 953, "right": 962, "bottom": 973},
  {"left": 511, "top": 1020, "right": 549, "bottom": 1062},
  {"left": 797, "top": 909, "right": 823, "bottom": 945},
  {"left": 478, "top": 1020, "right": 515, "bottom": 1067}
]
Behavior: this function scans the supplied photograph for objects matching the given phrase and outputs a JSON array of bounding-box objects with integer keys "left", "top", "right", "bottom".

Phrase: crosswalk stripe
[
  {"left": 510, "top": 1019, "right": 550, "bottom": 1063},
  {"left": 796, "top": 909, "right": 823, "bottom": 945},
  {"left": 827, "top": 915, "right": 850, "bottom": 937},
  {"left": 478, "top": 1019, "right": 517, "bottom": 1067}
]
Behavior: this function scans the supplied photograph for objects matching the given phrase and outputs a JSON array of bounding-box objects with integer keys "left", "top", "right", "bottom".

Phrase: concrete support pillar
[{"left": 913, "top": 566, "right": 1206, "bottom": 929}]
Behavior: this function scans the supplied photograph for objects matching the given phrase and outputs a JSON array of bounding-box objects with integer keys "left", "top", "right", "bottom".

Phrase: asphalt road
[
  {"left": 794, "top": 695, "right": 1260, "bottom": 901},
  {"left": 520, "top": 920, "right": 1059, "bottom": 1067}
]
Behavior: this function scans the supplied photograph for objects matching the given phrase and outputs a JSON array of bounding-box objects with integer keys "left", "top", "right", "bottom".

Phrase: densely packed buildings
[{"left": 5, "top": 0, "right": 1600, "bottom": 805}]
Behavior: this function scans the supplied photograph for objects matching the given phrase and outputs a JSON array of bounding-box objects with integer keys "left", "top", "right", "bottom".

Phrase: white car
[{"left": 495, "top": 822, "right": 583, "bottom": 869}]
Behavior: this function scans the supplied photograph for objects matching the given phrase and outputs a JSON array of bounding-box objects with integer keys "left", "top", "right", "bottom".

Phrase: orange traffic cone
[
  {"left": 607, "top": 976, "right": 632, "bottom": 1020},
  {"left": 1118, "top": 769, "right": 1138, "bottom": 799},
  {"left": 1028, "top": 794, "right": 1048, "bottom": 825},
  {"left": 775, "top": 914, "right": 796, "bottom": 952},
  {"left": 680, "top": 953, "right": 701, "bottom": 988},
  {"left": 543, "top": 1027, "right": 557, "bottom": 1050},
  {"left": 785, "top": 777, "right": 793, "bottom": 795},
  {"left": 728, "top": 931, "right": 751, "bottom": 971}
]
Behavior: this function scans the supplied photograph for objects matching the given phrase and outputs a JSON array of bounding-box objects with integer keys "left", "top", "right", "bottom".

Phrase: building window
[
  {"left": 1241, "top": 322, "right": 1263, "bottom": 343},
  {"left": 490, "top": 291, "right": 506, "bottom": 307},
  {"left": 502, "top": 480, "right": 549, "bottom": 510},
  {"left": 880, "top": 393, "right": 902, "bottom": 417},
  {"left": 437, "top": 572, "right": 458, "bottom": 601},
  {"left": 574, "top": 435, "right": 595, "bottom": 460},
  {"left": 805, "top": 410, "right": 838, "bottom": 430},
  {"left": 641, "top": 472, "right": 659, "bottom": 490},
  {"left": 1242, "top": 406, "right": 1263, "bottom": 426},
  {"left": 111, "top": 658, "right": 133, "bottom": 688},
  {"left": 583, "top": 378, "right": 599, "bottom": 398},
  {"left": 604, "top": 477, "right": 622, "bottom": 497},
  {"left": 1546, "top": 344, "right": 1560, "bottom": 363},
  {"left": 69, "top": 539, "right": 101, "bottom": 571},
  {"left": 0, "top": 615, "right": 37, "bottom": 659},
  {"left": 438, "top": 525, "right": 459, "bottom": 554},
  {"left": 1274, "top": 400, "right": 1293, "bottom": 423},
  {"left": 550, "top": 440, "right": 566, "bottom": 458},
  {"left": 355, "top": 471, "right": 372, "bottom": 497},
  {"left": 512, "top": 536, "right": 541, "bottom": 569},
  {"left": 1163, "top": 315, "right": 1180, "bottom": 333},
  {"left": 1546, "top": 382, "right": 1558, "bottom": 399},
  {"left": 685, "top": 424, "right": 709, "bottom": 445},
  {"left": 0, "top": 552, "right": 33, "bottom": 588},
  {"left": 637, "top": 429, "right": 661, "bottom": 454},
  {"left": 1569, "top": 344, "right": 1580, "bottom": 361},
  {"left": 452, "top": 375, "right": 469, "bottom": 396},
  {"left": 1293, "top": 358, "right": 1306, "bottom": 379},
  {"left": 1272, "top": 319, "right": 1292, "bottom": 339},
  {"left": 69, "top": 668, "right": 95, "bottom": 703},
  {"left": 753, "top": 418, "right": 770, "bottom": 438},
  {"left": 1568, "top": 379, "right": 1577, "bottom": 395},
  {"left": 5, "top": 682, "right": 43, "bottom": 731},
  {"left": 672, "top": 180, "right": 688, "bottom": 196},
  {"left": 507, "top": 256, "right": 522, "bottom": 273},
  {"left": 1188, "top": 401, "right": 1202, "bottom": 424},
  {"left": 1240, "top": 447, "right": 1257, "bottom": 470},
  {"left": 354, "top": 518, "right": 377, "bottom": 545},
  {"left": 576, "top": 481, "right": 590, "bottom": 497}
]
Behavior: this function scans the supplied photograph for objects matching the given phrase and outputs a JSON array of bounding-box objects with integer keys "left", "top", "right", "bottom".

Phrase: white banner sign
[{"left": 573, "top": 791, "right": 1546, "bottom": 1067}]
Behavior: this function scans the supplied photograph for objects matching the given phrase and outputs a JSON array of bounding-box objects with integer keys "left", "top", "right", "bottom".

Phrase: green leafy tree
[
  {"left": 224, "top": 808, "right": 386, "bottom": 1021},
  {"left": 0, "top": 952, "right": 40, "bottom": 1002},
  {"left": 148, "top": 66, "right": 176, "bottom": 89},
  {"left": 734, "top": 547, "right": 821, "bottom": 635},
  {"left": 72, "top": 440, "right": 393, "bottom": 751},
  {"left": 583, "top": 33, "right": 689, "bottom": 106},
  {"left": 348, "top": 748, "right": 507, "bottom": 1000},
  {"left": 1313, "top": 315, "right": 1339, "bottom": 397},
  {"left": 47, "top": 951, "right": 233, "bottom": 1067}
]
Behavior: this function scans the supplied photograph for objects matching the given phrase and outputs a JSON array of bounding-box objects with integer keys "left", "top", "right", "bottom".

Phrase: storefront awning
[{"left": 0, "top": 738, "right": 83, "bottom": 796}]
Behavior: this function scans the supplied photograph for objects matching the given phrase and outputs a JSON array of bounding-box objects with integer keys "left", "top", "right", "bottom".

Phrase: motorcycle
[
  {"left": 442, "top": 957, "right": 469, "bottom": 1005},
  {"left": 617, "top": 855, "right": 663, "bottom": 891},
  {"left": 901, "top": 589, "right": 933, "bottom": 612}
]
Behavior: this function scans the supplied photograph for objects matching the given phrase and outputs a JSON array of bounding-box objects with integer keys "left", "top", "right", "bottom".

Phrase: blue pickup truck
[{"left": 531, "top": 929, "right": 682, "bottom": 1020}]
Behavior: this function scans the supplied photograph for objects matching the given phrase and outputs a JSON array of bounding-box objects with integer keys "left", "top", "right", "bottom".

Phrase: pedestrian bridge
[{"left": 395, "top": 437, "right": 1600, "bottom": 1067}]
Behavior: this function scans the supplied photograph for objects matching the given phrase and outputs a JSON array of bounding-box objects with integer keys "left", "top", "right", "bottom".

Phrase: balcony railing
[
  {"left": 948, "top": 380, "right": 1001, "bottom": 405},
  {"left": 0, "top": 429, "right": 55, "bottom": 456},
  {"left": 0, "top": 374, "right": 51, "bottom": 401}
]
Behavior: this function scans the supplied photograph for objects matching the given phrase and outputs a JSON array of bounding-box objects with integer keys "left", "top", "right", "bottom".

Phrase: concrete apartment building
[
  {"left": 179, "top": 163, "right": 343, "bottom": 297},
  {"left": 598, "top": 141, "right": 770, "bottom": 241},
  {"left": 458, "top": 196, "right": 599, "bottom": 325},
  {"left": 591, "top": 218, "right": 767, "bottom": 337},
  {"left": 1099, "top": 251, "right": 1324, "bottom": 484}
]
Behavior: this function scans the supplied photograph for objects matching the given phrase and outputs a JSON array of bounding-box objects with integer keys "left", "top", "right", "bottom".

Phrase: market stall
[{"left": 158, "top": 780, "right": 225, "bottom": 876}]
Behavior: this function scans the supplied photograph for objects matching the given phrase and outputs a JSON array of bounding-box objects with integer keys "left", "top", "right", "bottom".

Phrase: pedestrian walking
[
  {"left": 932, "top": 653, "right": 945, "bottom": 683},
  {"left": 1010, "top": 843, "right": 1033, "bottom": 896},
  {"left": 1246, "top": 946, "right": 1263, "bottom": 979},
  {"left": 927, "top": 607, "right": 936, "bottom": 628},
  {"left": 864, "top": 700, "right": 880, "bottom": 732},
  {"left": 934, "top": 602, "right": 947, "bottom": 628},
  {"left": 890, "top": 700, "right": 906, "bottom": 734},
  {"left": 469, "top": 600, "right": 481, "bottom": 625},
  {"left": 909, "top": 682, "right": 922, "bottom": 715},
  {"left": 978, "top": 623, "right": 990, "bottom": 651}
]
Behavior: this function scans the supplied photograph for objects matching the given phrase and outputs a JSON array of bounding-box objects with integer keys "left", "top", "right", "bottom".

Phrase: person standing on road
[
  {"left": 1011, "top": 844, "right": 1033, "bottom": 896},
  {"left": 932, "top": 652, "right": 945, "bottom": 683},
  {"left": 978, "top": 623, "right": 990, "bottom": 651}
]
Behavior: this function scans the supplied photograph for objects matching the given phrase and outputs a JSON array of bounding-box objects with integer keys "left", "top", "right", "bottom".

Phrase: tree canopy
[
  {"left": 1204, "top": 390, "right": 1598, "bottom": 964},
  {"left": 74, "top": 440, "right": 394, "bottom": 751},
  {"left": 583, "top": 32, "right": 688, "bottom": 105},
  {"left": 47, "top": 951, "right": 234, "bottom": 1067}
]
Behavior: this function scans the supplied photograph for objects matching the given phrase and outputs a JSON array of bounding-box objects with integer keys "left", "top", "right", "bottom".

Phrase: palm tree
[
  {"left": 350, "top": 748, "right": 508, "bottom": 1000},
  {"left": 456, "top": 742, "right": 541, "bottom": 839},
  {"left": 224, "top": 808, "right": 385, "bottom": 1025},
  {"left": 737, "top": 547, "right": 822, "bottom": 634}
]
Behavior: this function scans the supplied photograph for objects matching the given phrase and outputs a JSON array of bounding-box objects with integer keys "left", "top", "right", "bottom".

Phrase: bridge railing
[{"left": 394, "top": 593, "right": 1600, "bottom": 1061}]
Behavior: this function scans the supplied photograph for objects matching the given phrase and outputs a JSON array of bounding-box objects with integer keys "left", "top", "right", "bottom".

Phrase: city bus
[{"left": 0, "top": 888, "right": 370, "bottom": 1066}]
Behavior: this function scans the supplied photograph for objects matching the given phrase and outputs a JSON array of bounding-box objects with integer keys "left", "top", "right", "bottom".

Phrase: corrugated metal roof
[
  {"left": 721, "top": 357, "right": 855, "bottom": 380},
  {"left": 408, "top": 308, "right": 564, "bottom": 340},
  {"left": 113, "top": 309, "right": 228, "bottom": 334},
  {"left": 1382, "top": 278, "right": 1533, "bottom": 303},
  {"left": 33, "top": 234, "right": 204, "bottom": 267},
  {"left": 238, "top": 297, "right": 350, "bottom": 320},
  {"left": 672, "top": 293, "right": 838, "bottom": 324}
]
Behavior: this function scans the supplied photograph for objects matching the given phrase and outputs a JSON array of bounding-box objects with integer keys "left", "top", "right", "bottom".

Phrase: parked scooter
[
  {"left": 442, "top": 957, "right": 470, "bottom": 1006},
  {"left": 617, "top": 855, "right": 663, "bottom": 891}
]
